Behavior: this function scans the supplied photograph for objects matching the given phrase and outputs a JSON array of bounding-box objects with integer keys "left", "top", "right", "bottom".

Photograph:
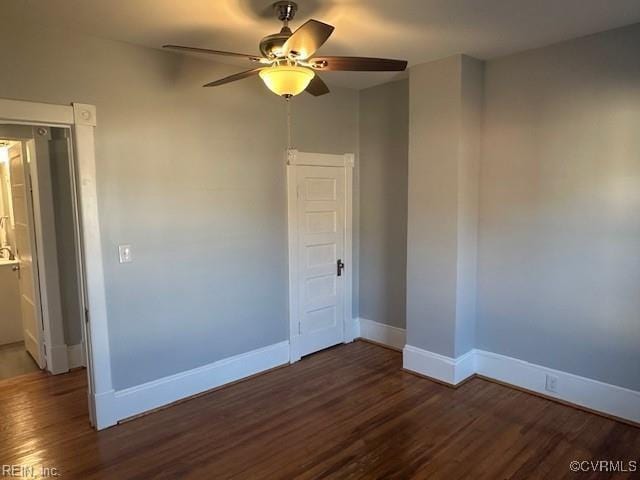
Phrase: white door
[
  {"left": 293, "top": 165, "right": 347, "bottom": 358},
  {"left": 9, "top": 143, "right": 45, "bottom": 368}
]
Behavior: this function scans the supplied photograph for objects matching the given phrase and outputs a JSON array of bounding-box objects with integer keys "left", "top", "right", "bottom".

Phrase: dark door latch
[{"left": 337, "top": 259, "right": 345, "bottom": 277}]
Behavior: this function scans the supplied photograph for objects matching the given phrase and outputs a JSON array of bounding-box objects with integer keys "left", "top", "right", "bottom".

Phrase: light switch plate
[{"left": 118, "top": 245, "right": 133, "bottom": 263}]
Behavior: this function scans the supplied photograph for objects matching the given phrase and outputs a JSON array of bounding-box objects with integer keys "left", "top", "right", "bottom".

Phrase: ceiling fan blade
[
  {"left": 203, "top": 68, "right": 263, "bottom": 87},
  {"left": 305, "top": 74, "right": 330, "bottom": 96},
  {"left": 309, "top": 56, "right": 408, "bottom": 72},
  {"left": 282, "top": 20, "right": 335, "bottom": 60},
  {"left": 163, "top": 44, "right": 264, "bottom": 62}
]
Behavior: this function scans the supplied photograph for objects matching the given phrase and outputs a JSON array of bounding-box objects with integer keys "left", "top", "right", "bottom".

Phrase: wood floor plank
[{"left": 0, "top": 341, "right": 638, "bottom": 479}]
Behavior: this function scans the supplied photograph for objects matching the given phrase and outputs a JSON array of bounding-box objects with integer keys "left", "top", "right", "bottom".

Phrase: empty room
[{"left": 0, "top": 1, "right": 639, "bottom": 478}]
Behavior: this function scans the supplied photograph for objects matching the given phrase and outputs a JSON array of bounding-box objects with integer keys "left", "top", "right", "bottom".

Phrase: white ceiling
[{"left": 7, "top": 0, "right": 640, "bottom": 89}]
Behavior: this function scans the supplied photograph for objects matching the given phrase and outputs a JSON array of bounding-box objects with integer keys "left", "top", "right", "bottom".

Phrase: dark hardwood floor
[{"left": 1, "top": 341, "right": 638, "bottom": 479}]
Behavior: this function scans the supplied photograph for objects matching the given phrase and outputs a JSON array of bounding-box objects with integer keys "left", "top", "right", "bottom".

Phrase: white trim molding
[
  {"left": 358, "top": 318, "right": 406, "bottom": 351},
  {"left": 93, "top": 389, "right": 117, "bottom": 430},
  {"left": 70, "top": 102, "right": 114, "bottom": 427},
  {"left": 403, "top": 345, "right": 476, "bottom": 386},
  {"left": 48, "top": 344, "right": 71, "bottom": 375},
  {"left": 67, "top": 343, "right": 86, "bottom": 369},
  {"left": 0, "top": 98, "right": 74, "bottom": 125},
  {"left": 345, "top": 317, "right": 361, "bottom": 341},
  {"left": 73, "top": 103, "right": 97, "bottom": 127},
  {"left": 287, "top": 149, "right": 355, "bottom": 168},
  {"left": 475, "top": 350, "right": 640, "bottom": 425},
  {"left": 109, "top": 341, "right": 290, "bottom": 424},
  {"left": 343, "top": 162, "right": 354, "bottom": 343},
  {"left": 403, "top": 346, "right": 640, "bottom": 424}
]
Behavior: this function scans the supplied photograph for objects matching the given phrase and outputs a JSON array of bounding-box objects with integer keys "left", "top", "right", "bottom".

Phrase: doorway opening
[{"left": 0, "top": 125, "right": 87, "bottom": 386}]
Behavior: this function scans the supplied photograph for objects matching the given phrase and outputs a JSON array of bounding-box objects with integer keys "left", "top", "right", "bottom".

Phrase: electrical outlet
[
  {"left": 545, "top": 374, "right": 558, "bottom": 393},
  {"left": 118, "top": 245, "right": 133, "bottom": 264}
]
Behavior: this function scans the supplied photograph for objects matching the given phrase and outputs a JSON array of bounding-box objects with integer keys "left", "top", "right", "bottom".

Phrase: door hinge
[
  {"left": 85, "top": 308, "right": 90, "bottom": 323},
  {"left": 43, "top": 342, "right": 47, "bottom": 358}
]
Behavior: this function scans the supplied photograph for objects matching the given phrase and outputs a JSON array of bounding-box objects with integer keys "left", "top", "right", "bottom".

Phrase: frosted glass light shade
[{"left": 259, "top": 66, "right": 315, "bottom": 97}]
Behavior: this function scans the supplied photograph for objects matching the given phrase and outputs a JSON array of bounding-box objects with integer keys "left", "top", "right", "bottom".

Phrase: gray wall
[
  {"left": 479, "top": 24, "right": 640, "bottom": 390},
  {"left": 407, "top": 56, "right": 482, "bottom": 357},
  {"left": 455, "top": 56, "right": 483, "bottom": 357},
  {"left": 407, "top": 57, "right": 461, "bottom": 357},
  {"left": 49, "top": 128, "right": 83, "bottom": 347},
  {"left": 358, "top": 80, "right": 408, "bottom": 328},
  {"left": 0, "top": 20, "right": 358, "bottom": 389}
]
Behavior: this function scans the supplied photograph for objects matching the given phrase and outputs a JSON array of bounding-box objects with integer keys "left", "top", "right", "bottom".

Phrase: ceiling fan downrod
[{"left": 274, "top": 1, "right": 298, "bottom": 26}]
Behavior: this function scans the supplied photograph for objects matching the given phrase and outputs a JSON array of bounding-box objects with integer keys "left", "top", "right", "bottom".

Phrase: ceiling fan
[{"left": 163, "top": 1, "right": 408, "bottom": 98}]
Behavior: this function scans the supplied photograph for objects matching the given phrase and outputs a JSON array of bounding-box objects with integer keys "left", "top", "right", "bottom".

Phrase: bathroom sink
[{"left": 0, "top": 258, "right": 18, "bottom": 266}]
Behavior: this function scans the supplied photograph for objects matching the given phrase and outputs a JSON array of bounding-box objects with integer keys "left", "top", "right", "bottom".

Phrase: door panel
[
  {"left": 9, "top": 143, "right": 44, "bottom": 368},
  {"left": 296, "top": 166, "right": 346, "bottom": 357},
  {"left": 10, "top": 193, "right": 27, "bottom": 225}
]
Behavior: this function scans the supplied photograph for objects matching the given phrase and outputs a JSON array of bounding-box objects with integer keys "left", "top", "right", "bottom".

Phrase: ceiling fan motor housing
[
  {"left": 260, "top": 26, "right": 292, "bottom": 58},
  {"left": 260, "top": 2, "right": 298, "bottom": 58}
]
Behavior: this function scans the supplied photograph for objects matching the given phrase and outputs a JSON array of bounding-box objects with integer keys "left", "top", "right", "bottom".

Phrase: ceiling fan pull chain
[{"left": 286, "top": 97, "right": 293, "bottom": 150}]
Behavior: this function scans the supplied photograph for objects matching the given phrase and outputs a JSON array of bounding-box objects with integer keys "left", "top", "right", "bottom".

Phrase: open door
[{"left": 8, "top": 142, "right": 45, "bottom": 368}]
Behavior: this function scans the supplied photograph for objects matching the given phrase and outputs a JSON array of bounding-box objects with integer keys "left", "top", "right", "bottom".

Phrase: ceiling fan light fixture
[
  {"left": 165, "top": 1, "right": 407, "bottom": 98},
  {"left": 259, "top": 65, "right": 315, "bottom": 97}
]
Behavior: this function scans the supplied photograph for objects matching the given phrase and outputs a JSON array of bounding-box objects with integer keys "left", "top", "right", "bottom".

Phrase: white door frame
[
  {"left": 286, "top": 149, "right": 355, "bottom": 362},
  {"left": 0, "top": 98, "right": 113, "bottom": 429}
]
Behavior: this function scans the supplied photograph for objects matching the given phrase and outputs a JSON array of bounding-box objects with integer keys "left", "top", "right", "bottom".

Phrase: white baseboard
[
  {"left": 93, "top": 389, "right": 117, "bottom": 430},
  {"left": 110, "top": 340, "right": 290, "bottom": 425},
  {"left": 345, "top": 317, "right": 360, "bottom": 342},
  {"left": 403, "top": 346, "right": 640, "bottom": 423},
  {"left": 475, "top": 350, "right": 640, "bottom": 424},
  {"left": 358, "top": 318, "right": 406, "bottom": 350},
  {"left": 403, "top": 345, "right": 475, "bottom": 385},
  {"left": 49, "top": 343, "right": 70, "bottom": 375},
  {"left": 67, "top": 342, "right": 86, "bottom": 369}
]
